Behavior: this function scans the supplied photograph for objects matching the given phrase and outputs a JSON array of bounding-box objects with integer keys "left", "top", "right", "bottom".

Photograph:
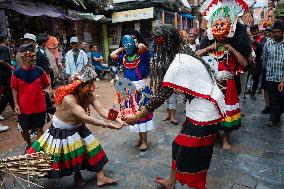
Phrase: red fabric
[
  {"left": 46, "top": 36, "right": 59, "bottom": 58},
  {"left": 226, "top": 108, "right": 241, "bottom": 117},
  {"left": 11, "top": 67, "right": 50, "bottom": 114},
  {"left": 186, "top": 117, "right": 223, "bottom": 126},
  {"left": 162, "top": 82, "right": 224, "bottom": 118},
  {"left": 172, "top": 160, "right": 207, "bottom": 189},
  {"left": 225, "top": 79, "right": 239, "bottom": 105},
  {"left": 218, "top": 54, "right": 237, "bottom": 73},
  {"left": 135, "top": 66, "right": 142, "bottom": 80},
  {"left": 139, "top": 113, "right": 153, "bottom": 122},
  {"left": 175, "top": 133, "right": 217, "bottom": 148},
  {"left": 54, "top": 80, "right": 83, "bottom": 105},
  {"left": 26, "top": 147, "right": 36, "bottom": 154},
  {"left": 123, "top": 56, "right": 140, "bottom": 69},
  {"left": 0, "top": 86, "right": 3, "bottom": 96},
  {"left": 88, "top": 150, "right": 106, "bottom": 166}
]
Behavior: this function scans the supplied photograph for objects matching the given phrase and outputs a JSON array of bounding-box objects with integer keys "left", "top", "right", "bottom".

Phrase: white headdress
[{"left": 200, "top": 0, "right": 255, "bottom": 40}]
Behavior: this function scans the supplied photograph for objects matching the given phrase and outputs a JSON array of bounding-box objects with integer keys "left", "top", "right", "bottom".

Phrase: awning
[
  {"left": 181, "top": 13, "right": 196, "bottom": 19},
  {"left": 0, "top": 0, "right": 68, "bottom": 18},
  {"left": 68, "top": 10, "right": 106, "bottom": 21},
  {"left": 0, "top": 0, "right": 105, "bottom": 21}
]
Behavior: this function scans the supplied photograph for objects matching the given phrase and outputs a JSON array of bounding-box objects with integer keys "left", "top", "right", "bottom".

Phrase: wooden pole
[
  {"left": 180, "top": 15, "right": 183, "bottom": 31},
  {"left": 174, "top": 13, "right": 178, "bottom": 28},
  {"left": 162, "top": 11, "right": 165, "bottom": 25}
]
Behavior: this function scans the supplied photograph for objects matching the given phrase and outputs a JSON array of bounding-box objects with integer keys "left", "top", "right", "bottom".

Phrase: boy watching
[{"left": 11, "top": 43, "right": 50, "bottom": 151}]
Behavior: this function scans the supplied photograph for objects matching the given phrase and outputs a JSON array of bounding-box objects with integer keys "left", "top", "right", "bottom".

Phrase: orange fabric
[
  {"left": 54, "top": 80, "right": 82, "bottom": 105},
  {"left": 46, "top": 36, "right": 59, "bottom": 58}
]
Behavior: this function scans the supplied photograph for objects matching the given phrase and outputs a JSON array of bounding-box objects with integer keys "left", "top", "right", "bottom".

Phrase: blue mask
[{"left": 122, "top": 35, "right": 137, "bottom": 55}]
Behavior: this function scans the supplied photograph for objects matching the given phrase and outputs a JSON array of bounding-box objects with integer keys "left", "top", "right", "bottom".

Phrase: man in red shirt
[{"left": 11, "top": 44, "right": 50, "bottom": 150}]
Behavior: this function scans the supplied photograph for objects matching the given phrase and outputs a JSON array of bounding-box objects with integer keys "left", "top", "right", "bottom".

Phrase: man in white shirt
[
  {"left": 65, "top": 37, "right": 88, "bottom": 81},
  {"left": 188, "top": 32, "right": 199, "bottom": 52}
]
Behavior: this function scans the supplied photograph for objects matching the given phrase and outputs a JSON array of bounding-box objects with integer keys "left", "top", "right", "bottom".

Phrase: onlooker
[
  {"left": 0, "top": 34, "right": 13, "bottom": 131},
  {"left": 16, "top": 33, "right": 37, "bottom": 66},
  {"left": 45, "top": 32, "right": 59, "bottom": 66},
  {"left": 90, "top": 45, "right": 109, "bottom": 81},
  {"left": 263, "top": 21, "right": 284, "bottom": 127},
  {"left": 65, "top": 37, "right": 88, "bottom": 79},
  {"left": 0, "top": 34, "right": 14, "bottom": 131},
  {"left": 188, "top": 32, "right": 199, "bottom": 52},
  {"left": 261, "top": 28, "right": 273, "bottom": 114},
  {"left": 163, "top": 93, "right": 179, "bottom": 124},
  {"left": 11, "top": 44, "right": 50, "bottom": 150},
  {"left": 36, "top": 33, "right": 56, "bottom": 116},
  {"left": 80, "top": 42, "right": 89, "bottom": 53},
  {"left": 249, "top": 25, "right": 266, "bottom": 100},
  {"left": 107, "top": 55, "right": 120, "bottom": 83}
]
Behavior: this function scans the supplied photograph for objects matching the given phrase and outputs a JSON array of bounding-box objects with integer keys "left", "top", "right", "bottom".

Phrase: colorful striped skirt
[
  {"left": 219, "top": 79, "right": 241, "bottom": 131},
  {"left": 172, "top": 118, "right": 220, "bottom": 189},
  {"left": 26, "top": 124, "right": 108, "bottom": 178}
]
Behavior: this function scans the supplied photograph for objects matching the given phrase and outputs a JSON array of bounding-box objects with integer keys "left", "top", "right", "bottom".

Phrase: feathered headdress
[
  {"left": 200, "top": 0, "right": 255, "bottom": 40},
  {"left": 54, "top": 64, "right": 97, "bottom": 104}
]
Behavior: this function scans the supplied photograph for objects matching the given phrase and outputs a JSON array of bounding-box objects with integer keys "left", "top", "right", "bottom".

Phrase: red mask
[{"left": 212, "top": 20, "right": 231, "bottom": 41}]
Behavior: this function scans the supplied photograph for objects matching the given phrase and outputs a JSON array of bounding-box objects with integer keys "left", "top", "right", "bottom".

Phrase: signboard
[
  {"left": 112, "top": 7, "right": 154, "bottom": 23},
  {"left": 113, "top": 0, "right": 135, "bottom": 3}
]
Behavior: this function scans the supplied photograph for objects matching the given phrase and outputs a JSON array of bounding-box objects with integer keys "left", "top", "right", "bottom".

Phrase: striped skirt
[
  {"left": 26, "top": 124, "right": 108, "bottom": 178},
  {"left": 219, "top": 79, "right": 241, "bottom": 131},
  {"left": 172, "top": 118, "right": 220, "bottom": 189}
]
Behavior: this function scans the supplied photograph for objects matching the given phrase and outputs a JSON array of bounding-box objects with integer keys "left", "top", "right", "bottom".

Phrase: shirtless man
[{"left": 27, "top": 65, "right": 124, "bottom": 187}]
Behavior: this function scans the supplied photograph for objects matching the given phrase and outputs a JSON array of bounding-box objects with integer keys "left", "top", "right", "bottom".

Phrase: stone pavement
[{"left": 1, "top": 86, "right": 284, "bottom": 189}]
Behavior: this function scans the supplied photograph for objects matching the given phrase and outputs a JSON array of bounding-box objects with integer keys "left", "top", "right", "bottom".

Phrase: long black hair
[
  {"left": 119, "top": 28, "right": 147, "bottom": 48},
  {"left": 150, "top": 24, "right": 215, "bottom": 92}
]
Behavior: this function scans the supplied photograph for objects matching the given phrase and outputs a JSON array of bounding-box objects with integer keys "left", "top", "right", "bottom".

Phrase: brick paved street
[{"left": 0, "top": 80, "right": 284, "bottom": 189}]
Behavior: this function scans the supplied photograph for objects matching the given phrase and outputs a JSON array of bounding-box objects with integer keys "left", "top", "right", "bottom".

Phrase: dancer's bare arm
[
  {"left": 124, "top": 87, "right": 173, "bottom": 124},
  {"left": 110, "top": 47, "right": 123, "bottom": 60},
  {"left": 225, "top": 44, "right": 248, "bottom": 67},
  {"left": 91, "top": 94, "right": 125, "bottom": 126},
  {"left": 63, "top": 95, "right": 122, "bottom": 129}
]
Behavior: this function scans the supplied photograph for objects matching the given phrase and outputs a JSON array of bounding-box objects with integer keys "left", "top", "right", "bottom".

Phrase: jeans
[
  {"left": 94, "top": 64, "right": 109, "bottom": 78},
  {"left": 268, "top": 81, "right": 284, "bottom": 122},
  {"left": 0, "top": 77, "right": 15, "bottom": 114}
]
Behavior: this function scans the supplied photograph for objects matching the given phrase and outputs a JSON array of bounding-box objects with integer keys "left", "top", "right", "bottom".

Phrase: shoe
[
  {"left": 96, "top": 78, "right": 100, "bottom": 81},
  {"left": 0, "top": 125, "right": 9, "bottom": 132},
  {"left": 245, "top": 89, "right": 251, "bottom": 94},
  {"left": 110, "top": 79, "right": 114, "bottom": 83},
  {"left": 250, "top": 93, "right": 256, "bottom": 100},
  {"left": 257, "top": 90, "right": 262, "bottom": 94},
  {"left": 0, "top": 115, "right": 4, "bottom": 121},
  {"left": 261, "top": 107, "right": 270, "bottom": 114}
]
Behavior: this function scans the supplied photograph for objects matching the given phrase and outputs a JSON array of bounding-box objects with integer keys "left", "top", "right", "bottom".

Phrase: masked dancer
[
  {"left": 26, "top": 65, "right": 124, "bottom": 187},
  {"left": 124, "top": 25, "right": 225, "bottom": 189},
  {"left": 196, "top": 0, "right": 253, "bottom": 150},
  {"left": 110, "top": 29, "right": 153, "bottom": 151}
]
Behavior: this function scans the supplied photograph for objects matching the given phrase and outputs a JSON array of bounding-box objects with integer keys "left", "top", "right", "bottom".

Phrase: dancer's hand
[
  {"left": 207, "top": 43, "right": 216, "bottom": 51},
  {"left": 116, "top": 117, "right": 127, "bottom": 126},
  {"left": 105, "top": 123, "right": 123, "bottom": 130},
  {"left": 123, "top": 114, "right": 139, "bottom": 125},
  {"left": 278, "top": 82, "right": 284, "bottom": 92}
]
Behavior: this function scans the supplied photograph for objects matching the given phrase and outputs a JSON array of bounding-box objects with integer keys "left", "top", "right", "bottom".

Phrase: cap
[
  {"left": 70, "top": 37, "right": 79, "bottom": 43},
  {"left": 23, "top": 33, "right": 36, "bottom": 42},
  {"left": 19, "top": 43, "right": 35, "bottom": 53}
]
